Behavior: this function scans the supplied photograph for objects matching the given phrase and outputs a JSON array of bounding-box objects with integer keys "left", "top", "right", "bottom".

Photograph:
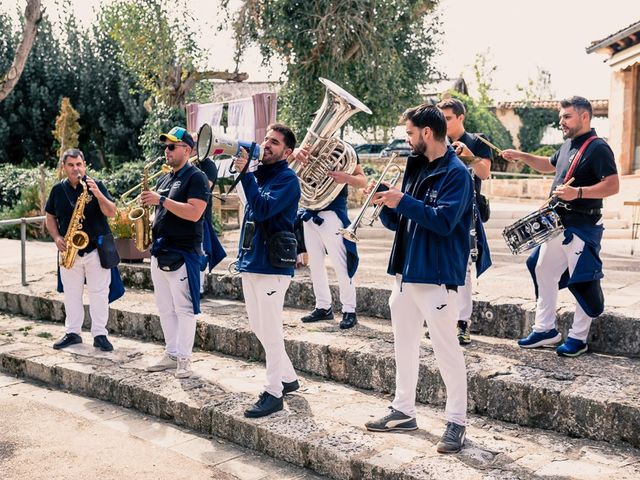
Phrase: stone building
[{"left": 588, "top": 20, "right": 640, "bottom": 176}]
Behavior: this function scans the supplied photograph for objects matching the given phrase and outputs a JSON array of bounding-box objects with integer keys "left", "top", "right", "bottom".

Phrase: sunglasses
[{"left": 160, "top": 143, "right": 188, "bottom": 151}]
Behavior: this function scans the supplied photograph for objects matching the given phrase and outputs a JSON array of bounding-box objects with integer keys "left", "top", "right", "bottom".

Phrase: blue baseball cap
[{"left": 159, "top": 126, "right": 195, "bottom": 148}]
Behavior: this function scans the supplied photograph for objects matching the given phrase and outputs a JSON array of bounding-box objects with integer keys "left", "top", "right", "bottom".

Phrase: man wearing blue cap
[{"left": 143, "top": 126, "right": 211, "bottom": 378}]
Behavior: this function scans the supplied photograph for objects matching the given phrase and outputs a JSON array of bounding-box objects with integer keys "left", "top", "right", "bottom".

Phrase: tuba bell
[{"left": 290, "top": 78, "right": 372, "bottom": 210}]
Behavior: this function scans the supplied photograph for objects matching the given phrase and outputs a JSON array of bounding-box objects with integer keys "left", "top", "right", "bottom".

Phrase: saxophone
[
  {"left": 128, "top": 163, "right": 152, "bottom": 251},
  {"left": 60, "top": 176, "right": 92, "bottom": 269}
]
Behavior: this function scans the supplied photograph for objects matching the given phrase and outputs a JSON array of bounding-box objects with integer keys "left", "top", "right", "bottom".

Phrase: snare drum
[{"left": 502, "top": 206, "right": 564, "bottom": 255}]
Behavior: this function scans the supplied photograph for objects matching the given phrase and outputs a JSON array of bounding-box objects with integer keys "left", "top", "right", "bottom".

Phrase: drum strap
[{"left": 563, "top": 135, "right": 597, "bottom": 183}]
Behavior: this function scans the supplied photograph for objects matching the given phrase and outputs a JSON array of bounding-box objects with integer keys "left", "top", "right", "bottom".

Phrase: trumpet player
[
  {"left": 364, "top": 105, "right": 473, "bottom": 454},
  {"left": 45, "top": 148, "right": 121, "bottom": 352},
  {"left": 144, "top": 127, "right": 211, "bottom": 379},
  {"left": 292, "top": 146, "right": 367, "bottom": 329},
  {"left": 437, "top": 98, "right": 492, "bottom": 346}
]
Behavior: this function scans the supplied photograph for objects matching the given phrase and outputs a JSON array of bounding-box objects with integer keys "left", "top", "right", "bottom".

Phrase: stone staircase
[{"left": 1, "top": 266, "right": 640, "bottom": 479}]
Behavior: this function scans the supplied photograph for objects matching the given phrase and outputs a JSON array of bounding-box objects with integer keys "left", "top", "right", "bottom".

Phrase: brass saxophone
[
  {"left": 60, "top": 176, "right": 92, "bottom": 269},
  {"left": 128, "top": 163, "right": 152, "bottom": 251}
]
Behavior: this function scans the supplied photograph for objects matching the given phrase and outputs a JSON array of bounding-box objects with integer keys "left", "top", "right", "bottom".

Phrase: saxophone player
[{"left": 45, "top": 148, "right": 119, "bottom": 352}]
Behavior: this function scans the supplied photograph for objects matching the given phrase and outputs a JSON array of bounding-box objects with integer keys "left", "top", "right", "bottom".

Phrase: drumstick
[
  {"left": 541, "top": 177, "right": 575, "bottom": 208},
  {"left": 475, "top": 135, "right": 503, "bottom": 156}
]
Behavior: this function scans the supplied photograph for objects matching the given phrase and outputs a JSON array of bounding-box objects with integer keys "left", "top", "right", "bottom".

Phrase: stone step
[
  {"left": 2, "top": 287, "right": 640, "bottom": 449},
  {"left": 115, "top": 264, "right": 640, "bottom": 359},
  {"left": 1, "top": 314, "right": 639, "bottom": 480},
  {"left": 0, "top": 373, "right": 322, "bottom": 480}
]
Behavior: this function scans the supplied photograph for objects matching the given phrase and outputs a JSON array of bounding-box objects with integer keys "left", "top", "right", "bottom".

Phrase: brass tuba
[
  {"left": 290, "top": 78, "right": 372, "bottom": 210},
  {"left": 60, "top": 176, "right": 92, "bottom": 269}
]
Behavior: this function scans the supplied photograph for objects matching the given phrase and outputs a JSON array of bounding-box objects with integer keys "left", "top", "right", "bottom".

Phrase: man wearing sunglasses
[{"left": 143, "top": 126, "right": 211, "bottom": 379}]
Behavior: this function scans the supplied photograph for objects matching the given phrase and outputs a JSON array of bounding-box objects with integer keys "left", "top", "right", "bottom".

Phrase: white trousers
[
  {"left": 457, "top": 257, "right": 473, "bottom": 323},
  {"left": 303, "top": 210, "right": 356, "bottom": 313},
  {"left": 60, "top": 250, "right": 110, "bottom": 337},
  {"left": 389, "top": 275, "right": 467, "bottom": 425},
  {"left": 533, "top": 233, "right": 592, "bottom": 341},
  {"left": 241, "top": 273, "right": 297, "bottom": 398},
  {"left": 150, "top": 256, "right": 196, "bottom": 359}
]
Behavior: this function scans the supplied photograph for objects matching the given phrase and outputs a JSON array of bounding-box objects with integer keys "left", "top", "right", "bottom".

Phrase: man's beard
[{"left": 413, "top": 138, "right": 427, "bottom": 155}]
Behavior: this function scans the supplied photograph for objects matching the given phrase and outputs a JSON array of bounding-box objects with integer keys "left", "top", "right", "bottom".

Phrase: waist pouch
[
  {"left": 477, "top": 194, "right": 490, "bottom": 223},
  {"left": 155, "top": 249, "right": 185, "bottom": 272},
  {"left": 97, "top": 233, "right": 120, "bottom": 269},
  {"left": 267, "top": 231, "right": 298, "bottom": 269}
]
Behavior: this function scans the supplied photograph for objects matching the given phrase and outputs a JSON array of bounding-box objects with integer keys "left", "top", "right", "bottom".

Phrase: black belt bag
[
  {"left": 267, "top": 231, "right": 297, "bottom": 269},
  {"left": 155, "top": 249, "right": 185, "bottom": 272},
  {"left": 97, "top": 233, "right": 120, "bottom": 269},
  {"left": 477, "top": 193, "right": 490, "bottom": 223}
]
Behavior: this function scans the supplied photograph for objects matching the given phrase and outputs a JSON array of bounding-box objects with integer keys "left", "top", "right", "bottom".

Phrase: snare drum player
[
  {"left": 501, "top": 96, "right": 619, "bottom": 357},
  {"left": 438, "top": 98, "right": 492, "bottom": 345}
]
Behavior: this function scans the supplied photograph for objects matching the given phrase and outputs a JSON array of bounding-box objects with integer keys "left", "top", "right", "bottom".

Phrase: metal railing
[
  {"left": 489, "top": 171, "right": 552, "bottom": 179},
  {"left": 0, "top": 216, "right": 46, "bottom": 286}
]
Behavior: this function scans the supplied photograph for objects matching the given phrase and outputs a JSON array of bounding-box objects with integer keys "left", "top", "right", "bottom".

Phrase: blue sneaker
[
  {"left": 517, "top": 329, "right": 562, "bottom": 348},
  {"left": 556, "top": 337, "right": 588, "bottom": 357}
]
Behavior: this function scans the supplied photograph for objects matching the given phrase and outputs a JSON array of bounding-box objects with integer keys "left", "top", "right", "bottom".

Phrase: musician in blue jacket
[
  {"left": 233, "top": 124, "right": 302, "bottom": 418},
  {"left": 364, "top": 105, "right": 473, "bottom": 454}
]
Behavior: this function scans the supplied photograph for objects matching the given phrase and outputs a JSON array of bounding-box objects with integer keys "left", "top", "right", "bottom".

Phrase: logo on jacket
[
  {"left": 436, "top": 304, "right": 447, "bottom": 310},
  {"left": 266, "top": 290, "right": 276, "bottom": 296},
  {"left": 171, "top": 181, "right": 182, "bottom": 189}
]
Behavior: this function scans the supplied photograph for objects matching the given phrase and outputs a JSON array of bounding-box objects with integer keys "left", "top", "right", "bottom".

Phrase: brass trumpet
[
  {"left": 120, "top": 156, "right": 170, "bottom": 206},
  {"left": 339, "top": 153, "right": 402, "bottom": 242}
]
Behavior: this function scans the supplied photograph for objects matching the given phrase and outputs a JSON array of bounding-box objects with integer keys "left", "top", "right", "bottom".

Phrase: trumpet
[
  {"left": 339, "top": 153, "right": 402, "bottom": 242},
  {"left": 120, "top": 156, "right": 169, "bottom": 206}
]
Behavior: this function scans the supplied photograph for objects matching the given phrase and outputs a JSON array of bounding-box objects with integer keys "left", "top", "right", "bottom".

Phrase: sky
[{"left": 3, "top": 0, "right": 640, "bottom": 102}]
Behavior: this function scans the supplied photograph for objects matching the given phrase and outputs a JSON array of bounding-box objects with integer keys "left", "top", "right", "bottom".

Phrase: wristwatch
[{"left": 159, "top": 195, "right": 166, "bottom": 206}]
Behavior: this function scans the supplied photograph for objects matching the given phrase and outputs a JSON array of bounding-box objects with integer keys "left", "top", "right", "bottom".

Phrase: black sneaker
[
  {"left": 93, "top": 335, "right": 114, "bottom": 352},
  {"left": 436, "top": 422, "right": 466, "bottom": 453},
  {"left": 457, "top": 321, "right": 471, "bottom": 345},
  {"left": 53, "top": 333, "right": 82, "bottom": 350},
  {"left": 339, "top": 312, "right": 357, "bottom": 329},
  {"left": 282, "top": 379, "right": 300, "bottom": 394},
  {"left": 301, "top": 307, "right": 334, "bottom": 323},
  {"left": 365, "top": 407, "right": 418, "bottom": 432},
  {"left": 244, "top": 392, "right": 284, "bottom": 418}
]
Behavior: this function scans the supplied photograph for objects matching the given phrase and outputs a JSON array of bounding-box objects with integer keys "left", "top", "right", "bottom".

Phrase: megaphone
[
  {"left": 196, "top": 123, "right": 264, "bottom": 162},
  {"left": 210, "top": 137, "right": 264, "bottom": 162}
]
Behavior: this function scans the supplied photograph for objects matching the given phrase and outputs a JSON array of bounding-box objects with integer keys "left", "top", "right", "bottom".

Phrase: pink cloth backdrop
[{"left": 186, "top": 93, "right": 278, "bottom": 141}]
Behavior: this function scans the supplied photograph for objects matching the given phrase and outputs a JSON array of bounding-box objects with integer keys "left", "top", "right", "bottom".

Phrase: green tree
[
  {"left": 0, "top": 6, "right": 148, "bottom": 168},
  {"left": 517, "top": 67, "right": 555, "bottom": 101},
  {"left": 471, "top": 48, "right": 497, "bottom": 107},
  {"left": 227, "top": 0, "right": 442, "bottom": 138},
  {"left": 101, "top": 0, "right": 247, "bottom": 109},
  {"left": 0, "top": 0, "right": 42, "bottom": 102}
]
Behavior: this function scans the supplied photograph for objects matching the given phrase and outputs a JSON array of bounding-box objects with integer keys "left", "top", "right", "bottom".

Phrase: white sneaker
[
  {"left": 175, "top": 358, "right": 192, "bottom": 379},
  {"left": 146, "top": 353, "right": 177, "bottom": 372}
]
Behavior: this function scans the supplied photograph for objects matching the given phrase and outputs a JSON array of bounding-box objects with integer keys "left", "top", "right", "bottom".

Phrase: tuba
[
  {"left": 60, "top": 176, "right": 92, "bottom": 269},
  {"left": 290, "top": 78, "right": 372, "bottom": 210}
]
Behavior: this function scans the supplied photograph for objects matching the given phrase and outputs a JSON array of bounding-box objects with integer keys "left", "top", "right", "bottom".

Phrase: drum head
[{"left": 197, "top": 123, "right": 212, "bottom": 161}]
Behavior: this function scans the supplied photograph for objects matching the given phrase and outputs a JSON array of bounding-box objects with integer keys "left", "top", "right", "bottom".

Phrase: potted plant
[{"left": 109, "top": 208, "right": 150, "bottom": 262}]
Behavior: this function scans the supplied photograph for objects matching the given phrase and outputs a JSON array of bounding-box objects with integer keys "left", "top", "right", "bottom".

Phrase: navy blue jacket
[
  {"left": 379, "top": 147, "right": 474, "bottom": 285},
  {"left": 237, "top": 160, "right": 301, "bottom": 276},
  {"left": 526, "top": 224, "right": 605, "bottom": 317}
]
